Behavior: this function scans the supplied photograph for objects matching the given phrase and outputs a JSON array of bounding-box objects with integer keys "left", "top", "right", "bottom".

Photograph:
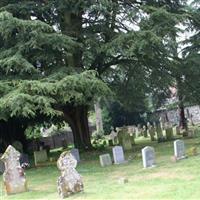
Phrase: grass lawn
[{"left": 1, "top": 136, "right": 200, "bottom": 200}]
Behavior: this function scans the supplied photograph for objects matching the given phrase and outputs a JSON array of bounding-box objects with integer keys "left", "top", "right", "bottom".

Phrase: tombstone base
[
  {"left": 176, "top": 155, "right": 187, "bottom": 161},
  {"left": 143, "top": 164, "right": 156, "bottom": 169},
  {"left": 4, "top": 180, "right": 27, "bottom": 195},
  {"left": 114, "top": 160, "right": 128, "bottom": 165}
]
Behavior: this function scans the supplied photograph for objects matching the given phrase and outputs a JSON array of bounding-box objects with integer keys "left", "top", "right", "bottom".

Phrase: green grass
[{"left": 1, "top": 137, "right": 200, "bottom": 200}]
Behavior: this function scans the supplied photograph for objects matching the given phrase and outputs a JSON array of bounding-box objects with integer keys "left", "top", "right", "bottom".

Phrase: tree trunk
[
  {"left": 0, "top": 118, "right": 28, "bottom": 152},
  {"left": 63, "top": 105, "right": 93, "bottom": 150},
  {"left": 178, "top": 102, "right": 187, "bottom": 130}
]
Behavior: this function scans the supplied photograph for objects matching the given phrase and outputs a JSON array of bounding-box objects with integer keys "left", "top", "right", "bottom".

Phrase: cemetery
[{"left": 0, "top": 0, "right": 200, "bottom": 199}]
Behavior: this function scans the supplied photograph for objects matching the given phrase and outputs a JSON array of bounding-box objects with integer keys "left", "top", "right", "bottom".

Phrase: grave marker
[
  {"left": 174, "top": 140, "right": 185, "bottom": 160},
  {"left": 99, "top": 154, "right": 112, "bottom": 167},
  {"left": 142, "top": 146, "right": 156, "bottom": 168},
  {"left": 112, "top": 146, "right": 127, "bottom": 164}
]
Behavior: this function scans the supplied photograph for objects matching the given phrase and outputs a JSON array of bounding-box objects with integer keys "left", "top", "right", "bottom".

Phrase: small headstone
[
  {"left": 99, "top": 154, "right": 112, "bottom": 167},
  {"left": 1, "top": 145, "right": 27, "bottom": 194},
  {"left": 0, "top": 153, "right": 5, "bottom": 174},
  {"left": 34, "top": 150, "right": 48, "bottom": 166},
  {"left": 112, "top": 146, "right": 127, "bottom": 164},
  {"left": 142, "top": 146, "right": 156, "bottom": 168},
  {"left": 57, "top": 151, "right": 83, "bottom": 198},
  {"left": 174, "top": 140, "right": 185, "bottom": 160},
  {"left": 70, "top": 148, "right": 80, "bottom": 162},
  {"left": 118, "top": 177, "right": 128, "bottom": 184}
]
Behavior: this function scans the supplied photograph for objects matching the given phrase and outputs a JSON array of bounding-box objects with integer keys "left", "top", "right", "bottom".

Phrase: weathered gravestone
[
  {"left": 112, "top": 146, "right": 127, "bottom": 164},
  {"left": 0, "top": 153, "right": 5, "bottom": 174},
  {"left": 99, "top": 154, "right": 112, "bottom": 167},
  {"left": 70, "top": 148, "right": 80, "bottom": 162},
  {"left": 165, "top": 127, "right": 173, "bottom": 140},
  {"left": 142, "top": 146, "right": 156, "bottom": 168},
  {"left": 34, "top": 150, "right": 48, "bottom": 166},
  {"left": 174, "top": 140, "right": 186, "bottom": 160},
  {"left": 117, "top": 127, "right": 132, "bottom": 150},
  {"left": 57, "top": 151, "right": 83, "bottom": 198},
  {"left": 1, "top": 145, "right": 27, "bottom": 195}
]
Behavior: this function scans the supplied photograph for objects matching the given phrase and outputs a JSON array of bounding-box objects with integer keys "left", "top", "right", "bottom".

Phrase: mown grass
[{"left": 1, "top": 136, "right": 200, "bottom": 200}]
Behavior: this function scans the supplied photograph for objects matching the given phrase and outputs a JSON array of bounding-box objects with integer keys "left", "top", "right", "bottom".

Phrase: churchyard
[{"left": 1, "top": 130, "right": 200, "bottom": 200}]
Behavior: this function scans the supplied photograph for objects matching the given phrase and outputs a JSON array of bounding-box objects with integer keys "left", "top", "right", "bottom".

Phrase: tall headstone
[
  {"left": 57, "top": 151, "right": 83, "bottom": 198},
  {"left": 1, "top": 145, "right": 27, "bottom": 195},
  {"left": 166, "top": 127, "right": 173, "bottom": 140},
  {"left": 112, "top": 146, "right": 127, "bottom": 164},
  {"left": 174, "top": 140, "right": 185, "bottom": 160},
  {"left": 142, "top": 146, "right": 156, "bottom": 168},
  {"left": 70, "top": 148, "right": 80, "bottom": 162},
  {"left": 118, "top": 127, "right": 132, "bottom": 150},
  {"left": 99, "top": 154, "right": 112, "bottom": 167}
]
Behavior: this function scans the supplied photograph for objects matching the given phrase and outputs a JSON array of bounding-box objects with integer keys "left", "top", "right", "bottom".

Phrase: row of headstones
[
  {"left": 0, "top": 145, "right": 83, "bottom": 198},
  {"left": 0, "top": 148, "right": 80, "bottom": 174},
  {"left": 33, "top": 148, "right": 80, "bottom": 166},
  {"left": 100, "top": 139, "right": 186, "bottom": 168}
]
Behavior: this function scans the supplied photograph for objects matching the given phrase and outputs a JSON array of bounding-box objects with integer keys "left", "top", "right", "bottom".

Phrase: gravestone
[
  {"left": 70, "top": 148, "right": 80, "bottom": 162},
  {"left": 99, "top": 154, "right": 112, "bottom": 167},
  {"left": 0, "top": 153, "right": 5, "bottom": 174},
  {"left": 1, "top": 145, "right": 27, "bottom": 194},
  {"left": 117, "top": 127, "right": 132, "bottom": 150},
  {"left": 142, "top": 146, "right": 156, "bottom": 168},
  {"left": 166, "top": 127, "right": 173, "bottom": 140},
  {"left": 34, "top": 150, "right": 48, "bottom": 166},
  {"left": 112, "top": 146, "right": 127, "bottom": 164},
  {"left": 57, "top": 151, "right": 83, "bottom": 198},
  {"left": 174, "top": 140, "right": 185, "bottom": 160}
]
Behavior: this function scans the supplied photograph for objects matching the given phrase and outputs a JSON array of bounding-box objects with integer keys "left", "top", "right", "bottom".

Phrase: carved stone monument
[
  {"left": 1, "top": 145, "right": 27, "bottom": 195},
  {"left": 57, "top": 151, "right": 83, "bottom": 198}
]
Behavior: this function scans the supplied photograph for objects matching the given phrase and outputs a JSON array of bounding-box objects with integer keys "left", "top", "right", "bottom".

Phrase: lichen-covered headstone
[
  {"left": 57, "top": 151, "right": 83, "bottom": 198},
  {"left": 1, "top": 145, "right": 27, "bottom": 195}
]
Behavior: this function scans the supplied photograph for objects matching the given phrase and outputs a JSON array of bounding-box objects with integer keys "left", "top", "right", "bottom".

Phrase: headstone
[
  {"left": 34, "top": 150, "right": 48, "bottom": 166},
  {"left": 12, "top": 141, "right": 23, "bottom": 153},
  {"left": 70, "top": 148, "right": 80, "bottom": 162},
  {"left": 174, "top": 140, "right": 185, "bottom": 160},
  {"left": 0, "top": 153, "right": 5, "bottom": 174},
  {"left": 99, "top": 154, "right": 112, "bottom": 167},
  {"left": 166, "top": 127, "right": 173, "bottom": 140},
  {"left": 1, "top": 145, "right": 27, "bottom": 194},
  {"left": 112, "top": 146, "right": 127, "bottom": 164},
  {"left": 118, "top": 127, "right": 132, "bottom": 150},
  {"left": 142, "top": 146, "right": 156, "bottom": 168},
  {"left": 57, "top": 151, "right": 83, "bottom": 198}
]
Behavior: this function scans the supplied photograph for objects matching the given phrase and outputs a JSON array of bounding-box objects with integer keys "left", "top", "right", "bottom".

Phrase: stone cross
[
  {"left": 142, "top": 146, "right": 156, "bottom": 168},
  {"left": 99, "top": 154, "right": 112, "bottom": 167},
  {"left": 112, "top": 146, "right": 127, "bottom": 164},
  {"left": 1, "top": 145, "right": 27, "bottom": 195},
  {"left": 70, "top": 148, "right": 80, "bottom": 162},
  {"left": 57, "top": 151, "right": 83, "bottom": 198},
  {"left": 174, "top": 140, "right": 185, "bottom": 160}
]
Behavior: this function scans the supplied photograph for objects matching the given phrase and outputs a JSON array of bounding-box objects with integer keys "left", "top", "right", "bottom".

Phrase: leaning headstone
[
  {"left": 0, "top": 153, "right": 5, "bottom": 174},
  {"left": 57, "top": 151, "right": 83, "bottom": 198},
  {"left": 142, "top": 146, "right": 156, "bottom": 168},
  {"left": 174, "top": 140, "right": 186, "bottom": 160},
  {"left": 1, "top": 145, "right": 27, "bottom": 195},
  {"left": 34, "top": 150, "right": 48, "bottom": 166},
  {"left": 99, "top": 154, "right": 112, "bottom": 167},
  {"left": 70, "top": 148, "right": 80, "bottom": 162},
  {"left": 112, "top": 146, "right": 127, "bottom": 164}
]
